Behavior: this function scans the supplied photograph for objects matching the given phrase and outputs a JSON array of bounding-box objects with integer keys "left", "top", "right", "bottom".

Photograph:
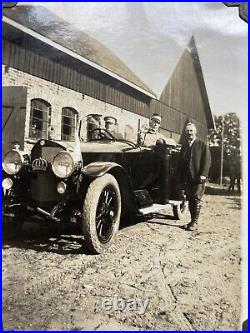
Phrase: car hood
[{"left": 80, "top": 141, "right": 132, "bottom": 153}]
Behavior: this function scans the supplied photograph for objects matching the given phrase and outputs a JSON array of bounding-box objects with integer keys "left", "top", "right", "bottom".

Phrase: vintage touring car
[{"left": 2, "top": 121, "right": 187, "bottom": 253}]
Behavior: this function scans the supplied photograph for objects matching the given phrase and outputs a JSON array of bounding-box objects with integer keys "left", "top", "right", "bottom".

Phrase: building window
[
  {"left": 29, "top": 99, "right": 51, "bottom": 139},
  {"left": 61, "top": 107, "right": 78, "bottom": 141}
]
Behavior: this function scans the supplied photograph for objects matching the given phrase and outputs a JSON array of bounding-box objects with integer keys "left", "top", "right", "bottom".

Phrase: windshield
[
  {"left": 79, "top": 116, "right": 176, "bottom": 147},
  {"left": 79, "top": 116, "right": 139, "bottom": 145},
  {"left": 35, "top": 115, "right": 175, "bottom": 148}
]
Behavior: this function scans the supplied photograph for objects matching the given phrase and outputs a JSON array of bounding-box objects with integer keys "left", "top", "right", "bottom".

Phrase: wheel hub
[{"left": 109, "top": 210, "right": 114, "bottom": 218}]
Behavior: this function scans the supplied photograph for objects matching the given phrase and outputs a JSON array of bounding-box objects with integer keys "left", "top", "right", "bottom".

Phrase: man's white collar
[{"left": 189, "top": 138, "right": 196, "bottom": 146}]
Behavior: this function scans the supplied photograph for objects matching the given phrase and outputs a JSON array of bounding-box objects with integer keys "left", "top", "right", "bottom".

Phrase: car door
[{"left": 123, "top": 146, "right": 158, "bottom": 190}]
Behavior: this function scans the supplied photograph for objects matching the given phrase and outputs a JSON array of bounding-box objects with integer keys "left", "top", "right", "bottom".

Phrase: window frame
[
  {"left": 61, "top": 107, "right": 79, "bottom": 141},
  {"left": 29, "top": 99, "right": 51, "bottom": 140}
]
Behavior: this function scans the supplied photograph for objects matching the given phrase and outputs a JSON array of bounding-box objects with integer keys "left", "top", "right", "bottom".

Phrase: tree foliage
[
  {"left": 208, "top": 113, "right": 241, "bottom": 182},
  {"left": 209, "top": 113, "right": 241, "bottom": 157}
]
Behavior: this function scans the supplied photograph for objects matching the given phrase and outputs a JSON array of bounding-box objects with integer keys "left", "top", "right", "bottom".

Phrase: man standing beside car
[{"left": 177, "top": 122, "right": 211, "bottom": 231}]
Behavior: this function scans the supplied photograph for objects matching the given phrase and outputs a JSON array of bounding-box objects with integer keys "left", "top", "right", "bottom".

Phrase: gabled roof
[
  {"left": 160, "top": 36, "right": 215, "bottom": 130},
  {"left": 187, "top": 36, "right": 215, "bottom": 129},
  {"left": 3, "top": 4, "right": 156, "bottom": 98}
]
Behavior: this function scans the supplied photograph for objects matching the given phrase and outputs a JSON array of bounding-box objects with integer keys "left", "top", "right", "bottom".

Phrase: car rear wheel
[
  {"left": 82, "top": 174, "right": 121, "bottom": 254},
  {"left": 173, "top": 200, "right": 188, "bottom": 220}
]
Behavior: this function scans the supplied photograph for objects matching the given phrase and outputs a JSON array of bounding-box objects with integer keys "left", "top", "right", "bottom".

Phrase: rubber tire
[
  {"left": 82, "top": 174, "right": 121, "bottom": 254},
  {"left": 173, "top": 201, "right": 188, "bottom": 220}
]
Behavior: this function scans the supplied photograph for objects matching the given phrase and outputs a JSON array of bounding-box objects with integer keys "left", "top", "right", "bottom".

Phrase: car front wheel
[{"left": 82, "top": 174, "right": 121, "bottom": 254}]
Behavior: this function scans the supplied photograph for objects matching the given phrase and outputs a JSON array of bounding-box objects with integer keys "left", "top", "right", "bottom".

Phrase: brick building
[{"left": 2, "top": 5, "right": 214, "bottom": 156}]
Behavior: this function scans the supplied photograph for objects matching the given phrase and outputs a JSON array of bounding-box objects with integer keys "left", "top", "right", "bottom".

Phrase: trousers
[{"left": 186, "top": 183, "right": 206, "bottom": 224}]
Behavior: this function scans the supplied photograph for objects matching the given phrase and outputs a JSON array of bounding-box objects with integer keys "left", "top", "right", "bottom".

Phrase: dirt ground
[{"left": 2, "top": 184, "right": 243, "bottom": 331}]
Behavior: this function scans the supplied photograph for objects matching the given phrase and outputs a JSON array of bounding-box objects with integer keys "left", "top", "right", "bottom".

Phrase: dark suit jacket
[{"left": 178, "top": 139, "right": 211, "bottom": 184}]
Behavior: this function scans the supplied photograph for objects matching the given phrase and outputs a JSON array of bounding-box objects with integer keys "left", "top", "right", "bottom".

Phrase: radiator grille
[
  {"left": 31, "top": 146, "right": 63, "bottom": 163},
  {"left": 30, "top": 141, "right": 66, "bottom": 207}
]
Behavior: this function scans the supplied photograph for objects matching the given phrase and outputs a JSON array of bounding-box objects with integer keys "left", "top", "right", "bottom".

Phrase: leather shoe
[{"left": 183, "top": 222, "right": 198, "bottom": 231}]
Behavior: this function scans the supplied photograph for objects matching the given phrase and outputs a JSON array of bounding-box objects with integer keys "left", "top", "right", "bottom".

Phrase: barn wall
[
  {"left": 150, "top": 98, "right": 209, "bottom": 141},
  {"left": 2, "top": 64, "right": 156, "bottom": 153},
  {"left": 3, "top": 39, "right": 210, "bottom": 142},
  {"left": 2, "top": 33, "right": 212, "bottom": 148},
  {"left": 159, "top": 44, "right": 212, "bottom": 141},
  {"left": 2, "top": 39, "right": 151, "bottom": 118},
  {"left": 160, "top": 49, "right": 207, "bottom": 122}
]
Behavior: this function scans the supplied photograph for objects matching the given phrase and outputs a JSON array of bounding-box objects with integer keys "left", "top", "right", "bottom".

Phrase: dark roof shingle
[{"left": 4, "top": 4, "right": 155, "bottom": 96}]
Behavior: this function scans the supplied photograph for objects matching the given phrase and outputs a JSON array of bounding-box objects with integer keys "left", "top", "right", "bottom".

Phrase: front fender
[
  {"left": 80, "top": 162, "right": 138, "bottom": 215},
  {"left": 82, "top": 162, "right": 121, "bottom": 178}
]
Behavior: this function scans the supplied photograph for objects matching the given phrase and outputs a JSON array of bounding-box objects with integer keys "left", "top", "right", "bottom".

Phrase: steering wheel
[
  {"left": 89, "top": 128, "right": 137, "bottom": 149},
  {"left": 89, "top": 128, "right": 115, "bottom": 141}
]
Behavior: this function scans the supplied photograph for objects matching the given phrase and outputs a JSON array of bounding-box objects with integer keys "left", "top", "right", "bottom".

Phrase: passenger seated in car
[
  {"left": 139, "top": 113, "right": 176, "bottom": 147},
  {"left": 104, "top": 116, "right": 124, "bottom": 140}
]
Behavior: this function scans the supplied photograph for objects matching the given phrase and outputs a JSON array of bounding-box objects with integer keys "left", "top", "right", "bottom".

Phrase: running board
[
  {"left": 168, "top": 200, "right": 183, "bottom": 206},
  {"left": 138, "top": 200, "right": 182, "bottom": 216}
]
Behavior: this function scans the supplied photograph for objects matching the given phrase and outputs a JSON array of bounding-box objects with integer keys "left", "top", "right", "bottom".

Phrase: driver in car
[
  {"left": 104, "top": 116, "right": 124, "bottom": 140},
  {"left": 140, "top": 113, "right": 176, "bottom": 147}
]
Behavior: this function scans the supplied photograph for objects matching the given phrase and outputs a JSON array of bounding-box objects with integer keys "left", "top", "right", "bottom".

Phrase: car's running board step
[
  {"left": 168, "top": 200, "right": 183, "bottom": 205},
  {"left": 138, "top": 204, "right": 170, "bottom": 216},
  {"left": 138, "top": 200, "right": 183, "bottom": 216}
]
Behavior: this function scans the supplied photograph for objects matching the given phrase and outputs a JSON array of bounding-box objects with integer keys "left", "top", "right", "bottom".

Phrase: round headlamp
[
  {"left": 2, "top": 178, "right": 13, "bottom": 190},
  {"left": 2, "top": 150, "right": 24, "bottom": 175},
  {"left": 52, "top": 152, "right": 76, "bottom": 178}
]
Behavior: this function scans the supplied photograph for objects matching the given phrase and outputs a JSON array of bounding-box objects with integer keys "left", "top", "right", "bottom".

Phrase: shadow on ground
[
  {"left": 3, "top": 213, "right": 166, "bottom": 255},
  {"left": 205, "top": 183, "right": 241, "bottom": 197},
  {"left": 2, "top": 222, "right": 94, "bottom": 255},
  {"left": 2, "top": 208, "right": 183, "bottom": 254}
]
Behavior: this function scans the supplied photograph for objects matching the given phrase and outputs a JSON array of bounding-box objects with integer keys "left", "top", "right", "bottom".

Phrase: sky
[{"left": 20, "top": 2, "right": 248, "bottom": 121}]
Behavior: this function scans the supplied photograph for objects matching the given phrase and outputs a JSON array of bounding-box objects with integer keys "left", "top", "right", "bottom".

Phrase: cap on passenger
[
  {"left": 104, "top": 116, "right": 117, "bottom": 125},
  {"left": 151, "top": 113, "right": 162, "bottom": 124}
]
